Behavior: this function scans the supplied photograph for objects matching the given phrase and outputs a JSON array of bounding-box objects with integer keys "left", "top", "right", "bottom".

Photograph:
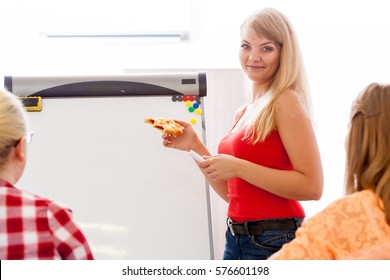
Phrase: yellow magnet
[{"left": 195, "top": 108, "right": 203, "bottom": 115}]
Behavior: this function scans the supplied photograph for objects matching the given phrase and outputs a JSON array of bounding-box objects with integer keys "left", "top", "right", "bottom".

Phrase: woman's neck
[
  {"left": 252, "top": 82, "right": 271, "bottom": 100},
  {"left": 0, "top": 162, "right": 20, "bottom": 185}
]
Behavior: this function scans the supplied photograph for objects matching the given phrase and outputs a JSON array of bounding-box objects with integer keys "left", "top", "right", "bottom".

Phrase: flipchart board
[{"left": 4, "top": 72, "right": 213, "bottom": 259}]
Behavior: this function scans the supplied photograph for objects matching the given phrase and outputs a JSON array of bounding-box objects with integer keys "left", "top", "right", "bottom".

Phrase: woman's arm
[
  {"left": 199, "top": 90, "right": 323, "bottom": 201},
  {"left": 237, "top": 90, "right": 323, "bottom": 200},
  {"left": 49, "top": 203, "right": 94, "bottom": 260}
]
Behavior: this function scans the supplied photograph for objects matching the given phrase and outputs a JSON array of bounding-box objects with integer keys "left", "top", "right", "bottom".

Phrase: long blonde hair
[
  {"left": 345, "top": 83, "right": 390, "bottom": 225},
  {"left": 240, "top": 8, "right": 311, "bottom": 143},
  {"left": 0, "top": 88, "right": 28, "bottom": 169}
]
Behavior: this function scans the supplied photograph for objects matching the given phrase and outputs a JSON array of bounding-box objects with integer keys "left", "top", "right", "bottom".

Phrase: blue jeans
[{"left": 222, "top": 218, "right": 303, "bottom": 260}]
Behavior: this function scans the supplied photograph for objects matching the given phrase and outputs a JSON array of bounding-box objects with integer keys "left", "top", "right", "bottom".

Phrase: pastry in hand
[{"left": 145, "top": 117, "right": 184, "bottom": 136}]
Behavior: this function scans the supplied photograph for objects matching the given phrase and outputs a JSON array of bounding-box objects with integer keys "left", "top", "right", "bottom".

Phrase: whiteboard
[{"left": 11, "top": 74, "right": 213, "bottom": 259}]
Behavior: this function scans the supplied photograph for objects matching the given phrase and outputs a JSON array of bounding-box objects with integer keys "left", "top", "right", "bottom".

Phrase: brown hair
[{"left": 345, "top": 83, "right": 390, "bottom": 224}]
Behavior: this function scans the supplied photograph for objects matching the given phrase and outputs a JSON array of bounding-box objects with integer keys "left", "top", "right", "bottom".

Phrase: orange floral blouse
[{"left": 270, "top": 190, "right": 390, "bottom": 259}]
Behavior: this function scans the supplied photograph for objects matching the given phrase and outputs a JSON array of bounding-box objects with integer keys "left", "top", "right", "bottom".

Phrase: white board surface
[{"left": 17, "top": 94, "right": 213, "bottom": 259}]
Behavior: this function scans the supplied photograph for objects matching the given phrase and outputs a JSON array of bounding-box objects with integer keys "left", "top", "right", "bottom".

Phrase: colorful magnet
[{"left": 195, "top": 108, "right": 203, "bottom": 115}]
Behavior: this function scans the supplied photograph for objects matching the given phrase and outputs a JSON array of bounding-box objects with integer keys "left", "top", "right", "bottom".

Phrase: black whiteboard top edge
[{"left": 4, "top": 72, "right": 207, "bottom": 98}]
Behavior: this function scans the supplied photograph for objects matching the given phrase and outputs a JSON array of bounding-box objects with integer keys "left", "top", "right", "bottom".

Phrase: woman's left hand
[{"left": 199, "top": 154, "right": 239, "bottom": 182}]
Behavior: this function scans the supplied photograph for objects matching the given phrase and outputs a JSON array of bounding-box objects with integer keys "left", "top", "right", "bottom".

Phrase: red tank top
[{"left": 218, "top": 115, "right": 305, "bottom": 222}]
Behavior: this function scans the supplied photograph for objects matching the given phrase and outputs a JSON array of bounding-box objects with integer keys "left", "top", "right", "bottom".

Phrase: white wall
[{"left": 1, "top": 0, "right": 390, "bottom": 259}]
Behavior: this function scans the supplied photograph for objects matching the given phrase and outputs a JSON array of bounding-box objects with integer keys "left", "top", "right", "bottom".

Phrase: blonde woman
[
  {"left": 0, "top": 88, "right": 93, "bottom": 259},
  {"left": 271, "top": 83, "right": 390, "bottom": 259},
  {"left": 162, "top": 7, "right": 323, "bottom": 259}
]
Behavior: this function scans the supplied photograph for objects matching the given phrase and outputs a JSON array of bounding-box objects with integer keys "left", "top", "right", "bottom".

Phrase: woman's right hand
[{"left": 162, "top": 120, "right": 200, "bottom": 151}]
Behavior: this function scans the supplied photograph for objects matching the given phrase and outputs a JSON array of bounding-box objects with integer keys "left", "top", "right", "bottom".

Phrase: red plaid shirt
[{"left": 0, "top": 180, "right": 94, "bottom": 260}]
